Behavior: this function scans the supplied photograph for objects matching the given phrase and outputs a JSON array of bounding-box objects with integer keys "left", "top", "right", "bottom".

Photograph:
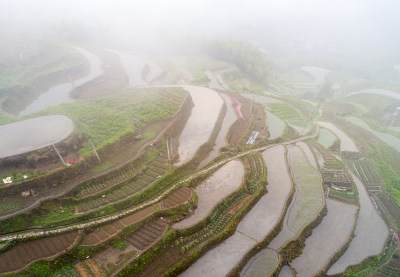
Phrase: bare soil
[
  {"left": 0, "top": 231, "right": 79, "bottom": 274},
  {"left": 159, "top": 187, "right": 192, "bottom": 210}
]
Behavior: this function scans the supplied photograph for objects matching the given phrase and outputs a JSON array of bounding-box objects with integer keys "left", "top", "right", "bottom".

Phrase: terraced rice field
[
  {"left": 317, "top": 121, "right": 359, "bottom": 152},
  {"left": 141, "top": 56, "right": 163, "bottom": 83},
  {"left": 317, "top": 127, "right": 338, "bottom": 149},
  {"left": 0, "top": 231, "right": 79, "bottom": 274},
  {"left": 268, "top": 102, "right": 307, "bottom": 127},
  {"left": 173, "top": 160, "right": 245, "bottom": 229},
  {"left": 237, "top": 145, "right": 292, "bottom": 242},
  {"left": 109, "top": 50, "right": 147, "bottom": 86},
  {"left": 180, "top": 231, "right": 256, "bottom": 277},
  {"left": 74, "top": 259, "right": 105, "bottom": 277},
  {"left": 159, "top": 186, "right": 192, "bottom": 210},
  {"left": 348, "top": 159, "right": 382, "bottom": 192},
  {"left": 0, "top": 115, "right": 74, "bottom": 159},
  {"left": 199, "top": 93, "right": 238, "bottom": 167},
  {"left": 296, "top": 141, "right": 318, "bottom": 169},
  {"left": 327, "top": 173, "right": 389, "bottom": 275},
  {"left": 241, "top": 249, "right": 279, "bottom": 277},
  {"left": 125, "top": 218, "right": 167, "bottom": 251},
  {"left": 175, "top": 85, "right": 223, "bottom": 166},
  {"left": 301, "top": 66, "right": 330, "bottom": 85},
  {"left": 266, "top": 110, "right": 286, "bottom": 140},
  {"left": 345, "top": 116, "right": 400, "bottom": 152},
  {"left": 269, "top": 145, "right": 324, "bottom": 250},
  {"left": 291, "top": 199, "right": 357, "bottom": 277},
  {"left": 76, "top": 149, "right": 169, "bottom": 213},
  {"left": 82, "top": 206, "right": 155, "bottom": 246},
  {"left": 278, "top": 266, "right": 294, "bottom": 277}
]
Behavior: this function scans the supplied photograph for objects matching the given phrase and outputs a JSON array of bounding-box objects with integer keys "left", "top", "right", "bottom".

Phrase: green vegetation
[
  {"left": 222, "top": 69, "right": 265, "bottom": 94},
  {"left": 91, "top": 162, "right": 113, "bottom": 174},
  {"left": 37, "top": 87, "right": 185, "bottom": 155},
  {"left": 268, "top": 102, "right": 307, "bottom": 127},
  {"left": 206, "top": 39, "right": 271, "bottom": 85},
  {"left": 0, "top": 171, "right": 44, "bottom": 185},
  {"left": 112, "top": 240, "right": 127, "bottom": 250}
]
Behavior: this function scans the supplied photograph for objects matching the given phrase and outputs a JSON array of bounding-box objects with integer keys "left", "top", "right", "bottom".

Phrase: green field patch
[
  {"left": 91, "top": 162, "right": 113, "bottom": 174},
  {"left": 268, "top": 102, "right": 307, "bottom": 127}
]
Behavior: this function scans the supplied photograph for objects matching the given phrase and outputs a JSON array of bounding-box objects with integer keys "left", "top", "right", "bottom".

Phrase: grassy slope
[{"left": 36, "top": 87, "right": 186, "bottom": 155}]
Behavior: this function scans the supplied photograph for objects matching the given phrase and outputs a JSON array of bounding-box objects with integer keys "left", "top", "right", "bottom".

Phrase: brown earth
[
  {"left": 0, "top": 231, "right": 79, "bottom": 274},
  {"left": 220, "top": 91, "right": 266, "bottom": 147},
  {"left": 82, "top": 206, "right": 155, "bottom": 246},
  {"left": 159, "top": 187, "right": 192, "bottom": 210}
]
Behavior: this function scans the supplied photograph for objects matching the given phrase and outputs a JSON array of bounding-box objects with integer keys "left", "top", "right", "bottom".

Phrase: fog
[{"left": 1, "top": 0, "right": 400, "bottom": 56}]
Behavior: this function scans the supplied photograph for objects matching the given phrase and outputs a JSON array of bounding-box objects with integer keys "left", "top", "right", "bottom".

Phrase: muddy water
[
  {"left": 346, "top": 116, "right": 400, "bottom": 152},
  {"left": 109, "top": 50, "right": 147, "bottom": 86},
  {"left": 205, "top": 71, "right": 222, "bottom": 90},
  {"left": 0, "top": 115, "right": 74, "bottom": 158},
  {"left": 241, "top": 249, "right": 279, "bottom": 277},
  {"left": 301, "top": 66, "right": 330, "bottom": 85},
  {"left": 173, "top": 160, "right": 244, "bottom": 229},
  {"left": 19, "top": 47, "right": 103, "bottom": 115},
  {"left": 174, "top": 85, "right": 223, "bottom": 166},
  {"left": 327, "top": 174, "right": 389, "bottom": 275},
  {"left": 317, "top": 121, "right": 359, "bottom": 152},
  {"left": 199, "top": 93, "right": 238, "bottom": 167},
  {"left": 291, "top": 199, "right": 357, "bottom": 277}
]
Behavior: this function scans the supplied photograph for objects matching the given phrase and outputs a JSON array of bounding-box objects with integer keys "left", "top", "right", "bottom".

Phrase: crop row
[
  {"left": 175, "top": 191, "right": 245, "bottom": 253},
  {"left": 351, "top": 159, "right": 381, "bottom": 185},
  {"left": 76, "top": 156, "right": 168, "bottom": 213}
]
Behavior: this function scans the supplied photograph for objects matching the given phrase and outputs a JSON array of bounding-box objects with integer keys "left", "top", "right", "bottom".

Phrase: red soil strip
[
  {"left": 159, "top": 187, "right": 192, "bottom": 210},
  {"left": 233, "top": 97, "right": 245, "bottom": 120}
]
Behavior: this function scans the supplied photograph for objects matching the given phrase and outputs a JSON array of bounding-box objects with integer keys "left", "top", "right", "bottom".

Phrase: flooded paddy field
[
  {"left": 140, "top": 56, "right": 163, "bottom": 83},
  {"left": 109, "top": 50, "right": 147, "bottom": 86},
  {"left": 0, "top": 115, "right": 74, "bottom": 159},
  {"left": 237, "top": 145, "right": 292, "bottom": 242},
  {"left": 180, "top": 231, "right": 256, "bottom": 277},
  {"left": 317, "top": 121, "right": 359, "bottom": 152},
  {"left": 269, "top": 145, "right": 324, "bottom": 250},
  {"left": 278, "top": 266, "right": 294, "bottom": 277},
  {"left": 20, "top": 47, "right": 103, "bottom": 115},
  {"left": 327, "top": 174, "right": 389, "bottom": 275},
  {"left": 296, "top": 141, "right": 318, "bottom": 169},
  {"left": 199, "top": 93, "right": 237, "bottom": 167},
  {"left": 317, "top": 127, "right": 338, "bottom": 149},
  {"left": 175, "top": 85, "right": 223, "bottom": 166},
  {"left": 173, "top": 160, "right": 244, "bottom": 229},
  {"left": 291, "top": 199, "right": 357, "bottom": 277},
  {"left": 241, "top": 249, "right": 279, "bottom": 277},
  {"left": 345, "top": 116, "right": 400, "bottom": 152},
  {"left": 349, "top": 89, "right": 400, "bottom": 102}
]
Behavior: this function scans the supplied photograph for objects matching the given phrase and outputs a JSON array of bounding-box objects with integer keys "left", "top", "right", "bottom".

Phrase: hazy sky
[{"left": 1, "top": 0, "right": 400, "bottom": 53}]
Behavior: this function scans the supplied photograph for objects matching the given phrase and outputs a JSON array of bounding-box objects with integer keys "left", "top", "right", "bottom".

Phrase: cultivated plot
[
  {"left": 237, "top": 145, "right": 292, "bottom": 242},
  {"left": 317, "top": 121, "right": 359, "bottom": 152},
  {"left": 180, "top": 231, "right": 256, "bottom": 277},
  {"left": 296, "top": 141, "right": 318, "bottom": 170},
  {"left": 199, "top": 93, "right": 238, "bottom": 167},
  {"left": 268, "top": 102, "right": 307, "bottom": 127},
  {"left": 175, "top": 85, "right": 223, "bottom": 166},
  {"left": 291, "top": 199, "right": 357, "bottom": 277},
  {"left": 327, "top": 174, "right": 389, "bottom": 275},
  {"left": 109, "top": 50, "right": 147, "bottom": 86},
  {"left": 173, "top": 160, "right": 244, "bottom": 229},
  {"left": 317, "top": 127, "right": 338, "bottom": 149},
  {"left": 269, "top": 145, "right": 324, "bottom": 250},
  {"left": 0, "top": 115, "right": 74, "bottom": 158},
  {"left": 241, "top": 249, "right": 279, "bottom": 277}
]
